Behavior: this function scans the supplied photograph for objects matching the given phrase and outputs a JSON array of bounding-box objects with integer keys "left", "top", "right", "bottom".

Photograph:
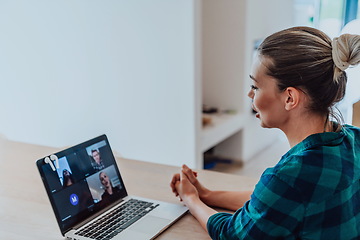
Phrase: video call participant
[
  {"left": 99, "top": 171, "right": 122, "bottom": 206},
  {"left": 62, "top": 169, "right": 74, "bottom": 188},
  {"left": 91, "top": 149, "right": 105, "bottom": 171}
]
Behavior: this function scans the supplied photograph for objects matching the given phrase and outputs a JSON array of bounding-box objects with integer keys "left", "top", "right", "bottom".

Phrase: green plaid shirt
[{"left": 207, "top": 125, "right": 360, "bottom": 240}]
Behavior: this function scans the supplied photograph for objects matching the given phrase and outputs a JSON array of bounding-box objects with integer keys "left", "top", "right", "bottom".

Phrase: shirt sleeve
[{"left": 207, "top": 174, "right": 305, "bottom": 240}]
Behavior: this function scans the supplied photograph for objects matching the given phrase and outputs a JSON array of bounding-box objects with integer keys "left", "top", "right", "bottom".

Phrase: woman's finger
[{"left": 182, "top": 164, "right": 197, "bottom": 184}]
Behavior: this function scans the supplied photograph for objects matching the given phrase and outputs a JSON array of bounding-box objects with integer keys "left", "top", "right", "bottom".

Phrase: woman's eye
[{"left": 251, "top": 85, "right": 258, "bottom": 91}]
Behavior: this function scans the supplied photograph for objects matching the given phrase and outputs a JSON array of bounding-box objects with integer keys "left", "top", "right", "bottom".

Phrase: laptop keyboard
[{"left": 75, "top": 199, "right": 159, "bottom": 240}]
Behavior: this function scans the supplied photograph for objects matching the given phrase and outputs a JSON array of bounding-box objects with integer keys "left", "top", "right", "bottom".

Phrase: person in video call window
[
  {"left": 62, "top": 169, "right": 74, "bottom": 188},
  {"left": 91, "top": 149, "right": 105, "bottom": 171},
  {"left": 171, "top": 27, "right": 360, "bottom": 239},
  {"left": 99, "top": 171, "right": 121, "bottom": 205}
]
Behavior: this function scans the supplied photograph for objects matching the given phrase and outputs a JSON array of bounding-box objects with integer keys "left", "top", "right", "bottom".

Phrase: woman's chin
[
  {"left": 257, "top": 116, "right": 270, "bottom": 128},
  {"left": 255, "top": 113, "right": 270, "bottom": 128}
]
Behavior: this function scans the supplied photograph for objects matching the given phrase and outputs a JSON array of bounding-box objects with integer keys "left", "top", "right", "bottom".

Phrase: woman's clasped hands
[{"left": 170, "top": 164, "right": 210, "bottom": 206}]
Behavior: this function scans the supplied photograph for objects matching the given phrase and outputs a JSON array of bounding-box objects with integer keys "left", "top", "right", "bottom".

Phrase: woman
[
  {"left": 99, "top": 171, "right": 122, "bottom": 206},
  {"left": 170, "top": 27, "right": 360, "bottom": 239},
  {"left": 62, "top": 169, "right": 74, "bottom": 187}
]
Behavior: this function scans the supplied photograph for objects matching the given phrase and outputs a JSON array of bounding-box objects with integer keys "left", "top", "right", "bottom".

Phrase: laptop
[{"left": 36, "top": 134, "right": 188, "bottom": 240}]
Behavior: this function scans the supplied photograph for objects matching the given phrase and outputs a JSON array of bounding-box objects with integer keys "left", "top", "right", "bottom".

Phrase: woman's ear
[{"left": 284, "top": 87, "right": 301, "bottom": 111}]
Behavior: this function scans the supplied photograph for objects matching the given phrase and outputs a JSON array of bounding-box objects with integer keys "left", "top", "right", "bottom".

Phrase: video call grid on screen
[{"left": 39, "top": 137, "right": 126, "bottom": 228}]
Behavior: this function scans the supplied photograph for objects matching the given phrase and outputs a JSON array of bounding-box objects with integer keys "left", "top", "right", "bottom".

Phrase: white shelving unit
[
  {"left": 199, "top": 0, "right": 247, "bottom": 164},
  {"left": 197, "top": 0, "right": 295, "bottom": 167},
  {"left": 201, "top": 113, "right": 246, "bottom": 152}
]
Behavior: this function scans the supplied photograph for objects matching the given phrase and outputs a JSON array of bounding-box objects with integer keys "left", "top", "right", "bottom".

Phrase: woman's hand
[
  {"left": 171, "top": 165, "right": 218, "bottom": 231},
  {"left": 171, "top": 165, "right": 252, "bottom": 211},
  {"left": 170, "top": 165, "right": 211, "bottom": 203},
  {"left": 170, "top": 165, "right": 196, "bottom": 196},
  {"left": 174, "top": 168, "right": 199, "bottom": 204}
]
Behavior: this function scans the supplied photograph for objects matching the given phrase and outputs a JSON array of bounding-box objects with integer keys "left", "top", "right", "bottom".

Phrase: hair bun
[{"left": 332, "top": 37, "right": 350, "bottom": 71}]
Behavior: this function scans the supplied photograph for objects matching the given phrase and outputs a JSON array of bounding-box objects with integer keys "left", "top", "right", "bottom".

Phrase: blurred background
[{"left": 0, "top": 0, "right": 359, "bottom": 172}]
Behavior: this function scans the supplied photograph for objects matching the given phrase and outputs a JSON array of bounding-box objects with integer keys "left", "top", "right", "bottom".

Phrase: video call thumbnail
[
  {"left": 52, "top": 180, "right": 94, "bottom": 221},
  {"left": 86, "top": 165, "right": 123, "bottom": 204}
]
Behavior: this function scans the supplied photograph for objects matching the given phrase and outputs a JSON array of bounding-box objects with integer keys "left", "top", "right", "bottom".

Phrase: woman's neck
[
  {"left": 282, "top": 114, "right": 331, "bottom": 148},
  {"left": 106, "top": 187, "right": 113, "bottom": 195}
]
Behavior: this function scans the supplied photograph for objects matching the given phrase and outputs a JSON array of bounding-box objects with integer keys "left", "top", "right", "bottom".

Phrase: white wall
[
  {"left": 0, "top": 0, "right": 198, "bottom": 167},
  {"left": 0, "top": 0, "right": 299, "bottom": 167},
  {"left": 240, "top": 0, "right": 295, "bottom": 161},
  {"left": 202, "top": 0, "right": 246, "bottom": 112}
]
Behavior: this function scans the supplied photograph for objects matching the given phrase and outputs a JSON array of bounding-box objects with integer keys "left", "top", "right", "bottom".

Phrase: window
[
  {"left": 344, "top": 0, "right": 359, "bottom": 25},
  {"left": 295, "top": 0, "right": 359, "bottom": 37}
]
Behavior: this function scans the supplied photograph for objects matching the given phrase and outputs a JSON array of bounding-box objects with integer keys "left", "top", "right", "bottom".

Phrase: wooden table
[{"left": 0, "top": 138, "right": 258, "bottom": 239}]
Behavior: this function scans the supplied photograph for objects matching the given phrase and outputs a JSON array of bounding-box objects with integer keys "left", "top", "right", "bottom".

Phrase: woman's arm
[
  {"left": 174, "top": 168, "right": 218, "bottom": 231},
  {"left": 171, "top": 165, "right": 252, "bottom": 211},
  {"left": 201, "top": 190, "right": 252, "bottom": 211}
]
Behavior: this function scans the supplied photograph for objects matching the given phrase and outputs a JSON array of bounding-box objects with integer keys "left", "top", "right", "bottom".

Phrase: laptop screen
[{"left": 36, "top": 135, "right": 128, "bottom": 235}]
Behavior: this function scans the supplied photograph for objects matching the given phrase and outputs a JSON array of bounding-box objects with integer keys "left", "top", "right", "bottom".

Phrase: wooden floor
[{"left": 210, "top": 134, "right": 290, "bottom": 180}]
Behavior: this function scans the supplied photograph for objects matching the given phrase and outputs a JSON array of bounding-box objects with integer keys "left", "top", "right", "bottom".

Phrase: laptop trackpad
[
  {"left": 131, "top": 215, "right": 171, "bottom": 234},
  {"left": 117, "top": 216, "right": 171, "bottom": 240}
]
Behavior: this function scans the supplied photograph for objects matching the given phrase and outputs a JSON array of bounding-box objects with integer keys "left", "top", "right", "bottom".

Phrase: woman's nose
[{"left": 247, "top": 89, "right": 254, "bottom": 99}]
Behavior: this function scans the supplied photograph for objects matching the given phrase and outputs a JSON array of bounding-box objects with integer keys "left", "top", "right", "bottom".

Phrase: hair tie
[{"left": 332, "top": 38, "right": 350, "bottom": 71}]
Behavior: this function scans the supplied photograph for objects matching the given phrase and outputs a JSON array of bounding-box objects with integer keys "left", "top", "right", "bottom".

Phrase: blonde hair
[
  {"left": 332, "top": 34, "right": 360, "bottom": 82},
  {"left": 258, "top": 27, "right": 360, "bottom": 122}
]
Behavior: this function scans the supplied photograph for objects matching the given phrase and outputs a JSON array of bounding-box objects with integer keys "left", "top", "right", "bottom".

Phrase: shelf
[{"left": 201, "top": 113, "right": 246, "bottom": 152}]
